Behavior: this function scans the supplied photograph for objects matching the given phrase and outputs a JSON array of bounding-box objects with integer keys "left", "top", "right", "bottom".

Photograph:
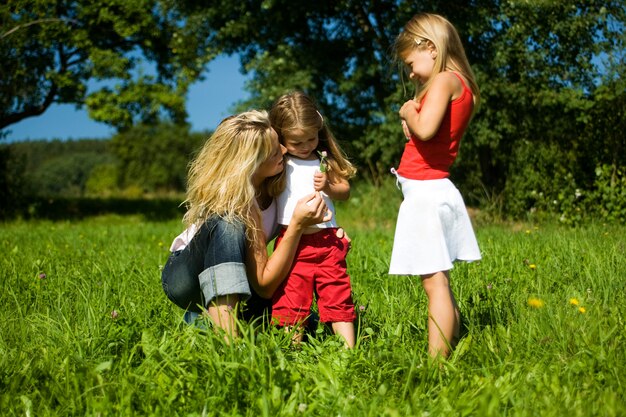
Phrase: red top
[{"left": 397, "top": 73, "right": 474, "bottom": 180}]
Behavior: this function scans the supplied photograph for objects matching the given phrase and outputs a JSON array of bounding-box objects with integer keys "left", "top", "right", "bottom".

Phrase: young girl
[
  {"left": 389, "top": 13, "right": 481, "bottom": 358},
  {"left": 269, "top": 91, "right": 358, "bottom": 348}
]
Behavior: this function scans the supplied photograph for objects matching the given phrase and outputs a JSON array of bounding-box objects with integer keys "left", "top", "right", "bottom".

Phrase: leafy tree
[
  {"left": 194, "top": 0, "right": 625, "bottom": 217},
  {"left": 3, "top": 1, "right": 625, "bottom": 221},
  {"left": 28, "top": 153, "right": 111, "bottom": 196},
  {"left": 0, "top": 144, "right": 27, "bottom": 217},
  {"left": 460, "top": 1, "right": 626, "bottom": 203},
  {"left": 0, "top": 0, "right": 217, "bottom": 131},
  {"left": 85, "top": 163, "right": 119, "bottom": 197},
  {"left": 110, "top": 122, "right": 204, "bottom": 193}
]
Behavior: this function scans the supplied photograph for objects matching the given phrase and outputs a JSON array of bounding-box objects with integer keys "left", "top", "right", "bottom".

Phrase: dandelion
[
  {"left": 569, "top": 298, "right": 579, "bottom": 306},
  {"left": 578, "top": 307, "right": 586, "bottom": 314},
  {"left": 298, "top": 403, "right": 308, "bottom": 413},
  {"left": 110, "top": 310, "right": 119, "bottom": 319},
  {"left": 529, "top": 264, "right": 537, "bottom": 270},
  {"left": 527, "top": 298, "right": 545, "bottom": 308},
  {"left": 486, "top": 284, "right": 493, "bottom": 290},
  {"left": 317, "top": 150, "right": 328, "bottom": 173}
]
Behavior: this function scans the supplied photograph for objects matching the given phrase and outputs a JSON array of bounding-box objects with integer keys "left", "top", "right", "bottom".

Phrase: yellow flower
[
  {"left": 578, "top": 307, "right": 586, "bottom": 314},
  {"left": 529, "top": 264, "right": 537, "bottom": 270},
  {"left": 569, "top": 298, "right": 579, "bottom": 306},
  {"left": 527, "top": 298, "right": 545, "bottom": 308}
]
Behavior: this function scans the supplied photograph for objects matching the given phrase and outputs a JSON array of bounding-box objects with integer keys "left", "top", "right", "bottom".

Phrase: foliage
[
  {"left": 587, "top": 165, "right": 626, "bottom": 223},
  {"left": 85, "top": 163, "right": 119, "bottom": 197},
  {"left": 462, "top": 0, "right": 626, "bottom": 218},
  {"left": 109, "top": 122, "right": 205, "bottom": 193},
  {"left": 0, "top": 0, "right": 217, "bottom": 131},
  {"left": 0, "top": 145, "right": 27, "bottom": 218},
  {"left": 196, "top": 1, "right": 624, "bottom": 180},
  {"left": 1, "top": 184, "right": 625, "bottom": 416},
  {"left": 5, "top": 139, "right": 115, "bottom": 197},
  {"left": 2, "top": 123, "right": 203, "bottom": 200},
  {"left": 2, "top": 1, "right": 626, "bottom": 222}
]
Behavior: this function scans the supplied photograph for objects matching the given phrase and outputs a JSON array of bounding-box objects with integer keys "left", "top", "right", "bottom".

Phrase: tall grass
[{"left": 1, "top": 179, "right": 625, "bottom": 416}]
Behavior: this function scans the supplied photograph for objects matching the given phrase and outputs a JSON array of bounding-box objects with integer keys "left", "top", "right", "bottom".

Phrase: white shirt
[{"left": 276, "top": 156, "right": 337, "bottom": 228}]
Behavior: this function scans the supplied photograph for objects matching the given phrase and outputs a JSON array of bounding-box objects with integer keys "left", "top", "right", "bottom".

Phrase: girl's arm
[
  {"left": 314, "top": 171, "right": 350, "bottom": 201},
  {"left": 399, "top": 72, "right": 461, "bottom": 141},
  {"left": 245, "top": 192, "right": 331, "bottom": 298}
]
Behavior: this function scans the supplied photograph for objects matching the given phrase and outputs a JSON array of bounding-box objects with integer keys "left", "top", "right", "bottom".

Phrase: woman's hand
[{"left": 291, "top": 192, "right": 332, "bottom": 228}]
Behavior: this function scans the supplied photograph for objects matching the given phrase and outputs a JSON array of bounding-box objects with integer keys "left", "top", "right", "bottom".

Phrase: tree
[
  {"left": 0, "top": 0, "right": 217, "bottom": 131},
  {"left": 194, "top": 0, "right": 625, "bottom": 208},
  {"left": 110, "top": 122, "right": 204, "bottom": 193}
]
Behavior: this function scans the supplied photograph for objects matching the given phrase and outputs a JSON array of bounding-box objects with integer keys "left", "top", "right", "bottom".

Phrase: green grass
[{"left": 1, "top": 181, "right": 625, "bottom": 416}]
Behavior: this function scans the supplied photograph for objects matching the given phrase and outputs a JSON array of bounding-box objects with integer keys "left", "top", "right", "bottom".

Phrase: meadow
[{"left": 1, "top": 180, "right": 625, "bottom": 416}]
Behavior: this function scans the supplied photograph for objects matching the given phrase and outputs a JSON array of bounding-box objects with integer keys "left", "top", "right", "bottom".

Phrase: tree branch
[{"left": 1, "top": 18, "right": 79, "bottom": 39}]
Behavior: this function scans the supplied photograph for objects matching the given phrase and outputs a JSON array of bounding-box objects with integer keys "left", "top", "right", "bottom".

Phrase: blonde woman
[
  {"left": 389, "top": 13, "right": 481, "bottom": 358},
  {"left": 161, "top": 110, "right": 330, "bottom": 338}
]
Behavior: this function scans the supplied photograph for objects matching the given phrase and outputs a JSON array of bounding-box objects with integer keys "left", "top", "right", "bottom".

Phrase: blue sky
[{"left": 3, "top": 55, "right": 249, "bottom": 142}]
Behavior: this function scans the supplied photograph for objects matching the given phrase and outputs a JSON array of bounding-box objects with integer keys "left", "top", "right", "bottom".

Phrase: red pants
[{"left": 272, "top": 228, "right": 356, "bottom": 325}]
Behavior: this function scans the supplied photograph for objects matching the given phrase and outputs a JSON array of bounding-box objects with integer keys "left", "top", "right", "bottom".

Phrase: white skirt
[{"left": 389, "top": 172, "right": 481, "bottom": 276}]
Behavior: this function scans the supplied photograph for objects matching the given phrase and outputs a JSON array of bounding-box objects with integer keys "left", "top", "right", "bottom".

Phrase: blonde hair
[
  {"left": 269, "top": 91, "right": 356, "bottom": 180},
  {"left": 394, "top": 13, "right": 479, "bottom": 107},
  {"left": 183, "top": 110, "right": 284, "bottom": 233}
]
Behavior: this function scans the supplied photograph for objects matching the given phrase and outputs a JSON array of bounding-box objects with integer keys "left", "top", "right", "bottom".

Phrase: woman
[{"left": 161, "top": 110, "right": 330, "bottom": 337}]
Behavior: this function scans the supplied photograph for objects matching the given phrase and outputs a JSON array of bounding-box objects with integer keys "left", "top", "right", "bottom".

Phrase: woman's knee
[{"left": 161, "top": 254, "right": 204, "bottom": 312}]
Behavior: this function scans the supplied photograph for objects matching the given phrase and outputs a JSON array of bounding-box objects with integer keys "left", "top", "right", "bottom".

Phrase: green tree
[
  {"left": 110, "top": 122, "right": 203, "bottom": 193},
  {"left": 197, "top": 0, "right": 625, "bottom": 218},
  {"left": 459, "top": 1, "right": 625, "bottom": 206},
  {"left": 0, "top": 0, "right": 216, "bottom": 131},
  {"left": 85, "top": 163, "right": 119, "bottom": 197}
]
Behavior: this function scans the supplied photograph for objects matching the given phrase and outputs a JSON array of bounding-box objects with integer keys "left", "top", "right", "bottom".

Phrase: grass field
[{"left": 1, "top": 181, "right": 625, "bottom": 416}]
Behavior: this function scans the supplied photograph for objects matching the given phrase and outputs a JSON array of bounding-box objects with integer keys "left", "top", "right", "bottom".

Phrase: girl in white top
[{"left": 269, "top": 91, "right": 358, "bottom": 348}]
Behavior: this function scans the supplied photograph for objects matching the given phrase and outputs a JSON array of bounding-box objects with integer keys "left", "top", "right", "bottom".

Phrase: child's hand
[
  {"left": 313, "top": 171, "right": 328, "bottom": 192},
  {"left": 401, "top": 120, "right": 411, "bottom": 140},
  {"left": 399, "top": 99, "right": 421, "bottom": 139},
  {"left": 399, "top": 99, "right": 421, "bottom": 119}
]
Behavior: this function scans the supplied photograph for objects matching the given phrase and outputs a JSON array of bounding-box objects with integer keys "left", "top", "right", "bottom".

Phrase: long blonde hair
[
  {"left": 394, "top": 13, "right": 479, "bottom": 107},
  {"left": 269, "top": 91, "right": 356, "bottom": 180},
  {"left": 183, "top": 110, "right": 283, "bottom": 233}
]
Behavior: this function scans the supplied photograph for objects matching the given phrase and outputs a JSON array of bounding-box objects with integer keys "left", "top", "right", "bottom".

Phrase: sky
[{"left": 3, "top": 55, "right": 249, "bottom": 142}]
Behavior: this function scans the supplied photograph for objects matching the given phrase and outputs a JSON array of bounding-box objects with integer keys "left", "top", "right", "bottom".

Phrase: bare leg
[
  {"left": 284, "top": 325, "right": 305, "bottom": 344},
  {"left": 207, "top": 294, "right": 240, "bottom": 341},
  {"left": 331, "top": 321, "right": 355, "bottom": 348},
  {"left": 421, "top": 271, "right": 460, "bottom": 358}
]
